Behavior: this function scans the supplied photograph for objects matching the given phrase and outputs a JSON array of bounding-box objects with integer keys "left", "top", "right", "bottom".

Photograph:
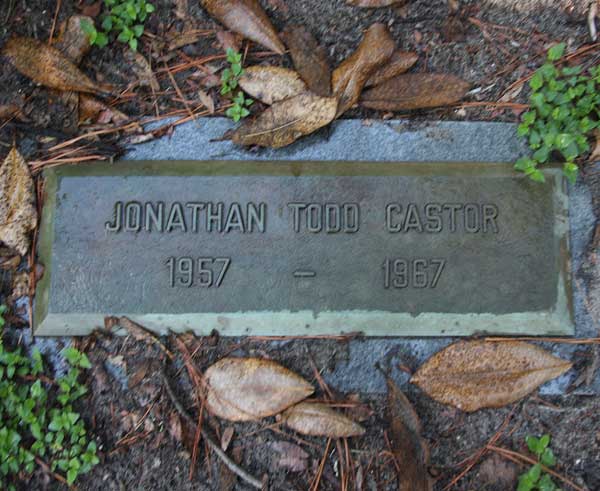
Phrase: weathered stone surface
[{"left": 35, "top": 160, "right": 572, "bottom": 336}]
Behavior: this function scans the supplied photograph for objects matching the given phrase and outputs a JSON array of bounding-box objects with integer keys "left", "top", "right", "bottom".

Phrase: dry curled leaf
[
  {"left": 0, "top": 147, "right": 37, "bottom": 256},
  {"left": 360, "top": 73, "right": 470, "bottom": 111},
  {"left": 280, "top": 25, "right": 331, "bottom": 97},
  {"left": 365, "top": 50, "right": 419, "bottom": 88},
  {"left": 386, "top": 377, "right": 432, "bottom": 491},
  {"left": 332, "top": 23, "right": 395, "bottom": 116},
  {"left": 205, "top": 357, "right": 314, "bottom": 421},
  {"left": 201, "top": 0, "right": 285, "bottom": 54},
  {"left": 55, "top": 15, "right": 93, "bottom": 65},
  {"left": 283, "top": 402, "right": 365, "bottom": 438},
  {"left": 231, "top": 92, "right": 337, "bottom": 148},
  {"left": 79, "top": 94, "right": 128, "bottom": 125},
  {"left": 239, "top": 66, "right": 307, "bottom": 105},
  {"left": 270, "top": 441, "right": 309, "bottom": 472},
  {"left": 125, "top": 51, "right": 160, "bottom": 92},
  {"left": 3, "top": 37, "right": 111, "bottom": 95},
  {"left": 347, "top": 0, "right": 406, "bottom": 7},
  {"left": 410, "top": 341, "right": 572, "bottom": 412},
  {"left": 0, "top": 104, "right": 26, "bottom": 122}
]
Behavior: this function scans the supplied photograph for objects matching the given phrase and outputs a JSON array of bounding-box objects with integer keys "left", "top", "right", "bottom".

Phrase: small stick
[
  {"left": 160, "top": 370, "right": 264, "bottom": 489},
  {"left": 48, "top": 0, "right": 62, "bottom": 45},
  {"left": 487, "top": 445, "right": 584, "bottom": 491},
  {"left": 310, "top": 438, "right": 332, "bottom": 491}
]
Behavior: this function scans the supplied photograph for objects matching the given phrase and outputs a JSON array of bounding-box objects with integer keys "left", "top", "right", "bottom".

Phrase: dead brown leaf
[
  {"left": 239, "top": 66, "right": 307, "bottom": 105},
  {"left": 79, "top": 94, "right": 129, "bottom": 125},
  {"left": 0, "top": 104, "right": 26, "bottom": 122},
  {"left": 81, "top": 1, "right": 102, "bottom": 17},
  {"left": 590, "top": 129, "right": 600, "bottom": 161},
  {"left": 167, "top": 30, "right": 206, "bottom": 51},
  {"left": 221, "top": 426, "right": 234, "bottom": 451},
  {"left": 365, "top": 50, "right": 419, "bottom": 88},
  {"left": 125, "top": 51, "right": 160, "bottom": 92},
  {"left": 201, "top": 0, "right": 285, "bottom": 54},
  {"left": 347, "top": 0, "right": 406, "bottom": 7},
  {"left": 332, "top": 23, "right": 395, "bottom": 116},
  {"left": 55, "top": 15, "right": 93, "bottom": 65},
  {"left": 282, "top": 402, "right": 365, "bottom": 438},
  {"left": 270, "top": 441, "right": 309, "bottom": 472},
  {"left": 216, "top": 30, "right": 242, "bottom": 53},
  {"left": 231, "top": 92, "right": 337, "bottom": 148},
  {"left": 198, "top": 89, "right": 215, "bottom": 114},
  {"left": 0, "top": 147, "right": 37, "bottom": 256},
  {"left": 205, "top": 357, "right": 314, "bottom": 421},
  {"left": 174, "top": 0, "right": 189, "bottom": 19},
  {"left": 410, "top": 341, "right": 573, "bottom": 412},
  {"left": 280, "top": 25, "right": 331, "bottom": 97},
  {"left": 168, "top": 412, "right": 183, "bottom": 441},
  {"left": 386, "top": 377, "right": 432, "bottom": 491},
  {"left": 360, "top": 73, "right": 470, "bottom": 111},
  {"left": 3, "top": 37, "right": 111, "bottom": 95}
]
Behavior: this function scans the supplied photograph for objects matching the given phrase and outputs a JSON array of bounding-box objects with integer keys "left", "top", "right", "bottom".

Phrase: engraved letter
[
  {"left": 443, "top": 203, "right": 463, "bottom": 233},
  {"left": 307, "top": 204, "right": 322, "bottom": 233},
  {"left": 464, "top": 203, "right": 480, "bottom": 233},
  {"left": 482, "top": 204, "right": 499, "bottom": 233},
  {"left": 424, "top": 203, "right": 442, "bottom": 233},
  {"left": 386, "top": 203, "right": 401, "bottom": 233},
  {"left": 186, "top": 203, "right": 205, "bottom": 233},
  {"left": 343, "top": 203, "right": 360, "bottom": 233},
  {"left": 403, "top": 203, "right": 423, "bottom": 233},
  {"left": 247, "top": 202, "right": 266, "bottom": 233},
  {"left": 124, "top": 202, "right": 142, "bottom": 232},
  {"left": 145, "top": 202, "right": 164, "bottom": 232},
  {"left": 206, "top": 202, "right": 223, "bottom": 232},
  {"left": 325, "top": 204, "right": 341, "bottom": 233},
  {"left": 106, "top": 201, "right": 122, "bottom": 232},
  {"left": 288, "top": 203, "right": 306, "bottom": 232},
  {"left": 166, "top": 202, "right": 187, "bottom": 232},
  {"left": 223, "top": 203, "right": 245, "bottom": 233}
]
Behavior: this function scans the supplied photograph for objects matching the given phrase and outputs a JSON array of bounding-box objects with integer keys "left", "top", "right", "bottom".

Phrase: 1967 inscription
[{"left": 105, "top": 200, "right": 499, "bottom": 291}]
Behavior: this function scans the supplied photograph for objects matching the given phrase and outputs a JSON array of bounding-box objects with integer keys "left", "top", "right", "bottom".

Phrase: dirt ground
[{"left": 1, "top": 0, "right": 599, "bottom": 490}]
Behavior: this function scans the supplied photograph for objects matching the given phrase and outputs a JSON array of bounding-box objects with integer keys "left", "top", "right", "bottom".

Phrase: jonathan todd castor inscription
[{"left": 34, "top": 161, "right": 573, "bottom": 337}]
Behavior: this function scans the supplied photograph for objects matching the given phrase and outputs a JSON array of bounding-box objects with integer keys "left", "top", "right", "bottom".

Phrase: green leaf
[
  {"left": 101, "top": 15, "right": 113, "bottom": 31},
  {"left": 530, "top": 72, "right": 544, "bottom": 91},
  {"left": 539, "top": 473, "right": 557, "bottom": 491},
  {"left": 129, "top": 38, "right": 138, "bottom": 51},
  {"left": 517, "top": 474, "right": 535, "bottom": 491},
  {"left": 539, "top": 435, "right": 550, "bottom": 451},
  {"left": 517, "top": 123, "right": 530, "bottom": 137},
  {"left": 132, "top": 24, "right": 144, "bottom": 37},
  {"left": 533, "top": 145, "right": 551, "bottom": 163},
  {"left": 146, "top": 3, "right": 155, "bottom": 12},
  {"left": 547, "top": 43, "right": 566, "bottom": 61},
  {"left": 515, "top": 157, "right": 534, "bottom": 171},
  {"left": 541, "top": 447, "right": 557, "bottom": 467},
  {"left": 527, "top": 168, "right": 546, "bottom": 183},
  {"left": 67, "top": 467, "right": 78, "bottom": 485},
  {"left": 96, "top": 32, "right": 109, "bottom": 48}
]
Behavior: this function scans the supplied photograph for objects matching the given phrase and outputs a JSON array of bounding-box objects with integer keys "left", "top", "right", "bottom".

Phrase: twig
[
  {"left": 160, "top": 370, "right": 264, "bottom": 489},
  {"left": 35, "top": 456, "right": 71, "bottom": 487},
  {"left": 487, "top": 445, "right": 584, "bottom": 491},
  {"left": 310, "top": 438, "right": 332, "bottom": 491},
  {"left": 48, "top": 0, "right": 62, "bottom": 45}
]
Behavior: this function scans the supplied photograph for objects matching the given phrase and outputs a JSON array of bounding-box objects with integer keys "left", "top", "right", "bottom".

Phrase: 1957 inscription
[{"left": 105, "top": 200, "right": 499, "bottom": 290}]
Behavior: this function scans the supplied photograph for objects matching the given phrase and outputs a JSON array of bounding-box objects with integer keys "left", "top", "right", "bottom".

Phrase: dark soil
[{"left": 1, "top": 1, "right": 599, "bottom": 490}]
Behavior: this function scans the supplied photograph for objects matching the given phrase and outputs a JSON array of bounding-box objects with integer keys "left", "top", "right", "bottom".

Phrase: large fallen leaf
[
  {"left": 3, "top": 37, "right": 111, "bottom": 95},
  {"left": 331, "top": 23, "right": 395, "bottom": 116},
  {"left": 280, "top": 25, "right": 331, "bottom": 97},
  {"left": 55, "top": 15, "right": 93, "bottom": 65},
  {"left": 231, "top": 92, "right": 337, "bottom": 148},
  {"left": 0, "top": 148, "right": 37, "bottom": 256},
  {"left": 239, "top": 66, "right": 307, "bottom": 104},
  {"left": 282, "top": 402, "right": 365, "bottom": 438},
  {"left": 360, "top": 73, "right": 470, "bottom": 111},
  {"left": 386, "top": 377, "right": 432, "bottom": 491},
  {"left": 205, "top": 357, "right": 314, "bottom": 421},
  {"left": 200, "top": 0, "right": 285, "bottom": 54},
  {"left": 365, "top": 50, "right": 419, "bottom": 88},
  {"left": 410, "top": 341, "right": 572, "bottom": 412},
  {"left": 347, "top": 0, "right": 406, "bottom": 6}
]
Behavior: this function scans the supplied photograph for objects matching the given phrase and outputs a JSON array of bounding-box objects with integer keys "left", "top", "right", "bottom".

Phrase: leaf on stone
[
  {"left": 55, "top": 15, "right": 94, "bottom": 65},
  {"left": 410, "top": 341, "right": 573, "bottom": 412},
  {"left": 230, "top": 92, "right": 337, "bottom": 148},
  {"left": 365, "top": 50, "right": 419, "bottom": 88},
  {"left": 0, "top": 147, "right": 37, "bottom": 256},
  {"left": 360, "top": 73, "right": 470, "bottom": 111},
  {"left": 386, "top": 377, "right": 432, "bottom": 491},
  {"left": 280, "top": 25, "right": 331, "bottom": 97},
  {"left": 239, "top": 66, "right": 307, "bottom": 105},
  {"left": 347, "top": 0, "right": 406, "bottom": 7},
  {"left": 205, "top": 357, "right": 314, "bottom": 421},
  {"left": 282, "top": 402, "right": 365, "bottom": 438},
  {"left": 331, "top": 23, "right": 395, "bottom": 116},
  {"left": 200, "top": 0, "right": 285, "bottom": 54},
  {"left": 3, "top": 36, "right": 112, "bottom": 95}
]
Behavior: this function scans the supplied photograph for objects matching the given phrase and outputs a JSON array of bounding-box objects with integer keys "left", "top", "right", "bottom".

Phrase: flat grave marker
[{"left": 34, "top": 160, "right": 573, "bottom": 336}]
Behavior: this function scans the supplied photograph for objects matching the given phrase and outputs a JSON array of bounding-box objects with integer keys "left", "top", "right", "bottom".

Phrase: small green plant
[
  {"left": 220, "top": 48, "right": 253, "bottom": 122},
  {"left": 515, "top": 42, "right": 600, "bottom": 183},
  {"left": 517, "top": 434, "right": 561, "bottom": 491},
  {"left": 0, "top": 315, "right": 99, "bottom": 489},
  {"left": 81, "top": 0, "right": 155, "bottom": 51}
]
